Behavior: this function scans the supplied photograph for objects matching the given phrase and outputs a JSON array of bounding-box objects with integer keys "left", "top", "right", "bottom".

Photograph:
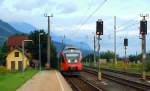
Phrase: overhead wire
[
  {"left": 77, "top": 0, "right": 93, "bottom": 25},
  {"left": 78, "top": 0, "right": 108, "bottom": 30},
  {"left": 52, "top": 0, "right": 108, "bottom": 48},
  {"left": 77, "top": 0, "right": 108, "bottom": 48},
  {"left": 116, "top": 21, "right": 138, "bottom": 32},
  {"left": 105, "top": 20, "right": 138, "bottom": 39},
  {"left": 53, "top": 0, "right": 107, "bottom": 41},
  {"left": 117, "top": 19, "right": 135, "bottom": 29}
]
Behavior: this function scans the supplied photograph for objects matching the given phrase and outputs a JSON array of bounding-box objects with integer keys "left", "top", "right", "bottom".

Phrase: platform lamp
[
  {"left": 39, "top": 32, "right": 44, "bottom": 71},
  {"left": 22, "top": 40, "right": 33, "bottom": 73},
  {"left": 96, "top": 19, "right": 103, "bottom": 80}
]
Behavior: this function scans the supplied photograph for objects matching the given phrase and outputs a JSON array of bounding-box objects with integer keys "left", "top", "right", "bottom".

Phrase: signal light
[
  {"left": 124, "top": 38, "right": 128, "bottom": 46},
  {"left": 140, "top": 20, "right": 147, "bottom": 35},
  {"left": 96, "top": 19, "right": 103, "bottom": 35}
]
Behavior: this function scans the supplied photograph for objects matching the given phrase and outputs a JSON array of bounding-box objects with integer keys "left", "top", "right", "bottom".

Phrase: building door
[
  {"left": 18, "top": 61, "right": 23, "bottom": 71},
  {"left": 11, "top": 61, "right": 15, "bottom": 70}
]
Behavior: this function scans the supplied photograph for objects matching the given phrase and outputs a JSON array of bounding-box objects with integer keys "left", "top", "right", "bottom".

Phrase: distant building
[
  {"left": 6, "top": 48, "right": 29, "bottom": 70},
  {"left": 6, "top": 35, "right": 29, "bottom": 51},
  {"left": 5, "top": 35, "right": 30, "bottom": 70}
]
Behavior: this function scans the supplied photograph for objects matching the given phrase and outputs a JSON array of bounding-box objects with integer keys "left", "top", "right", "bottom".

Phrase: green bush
[
  {"left": 0, "top": 66, "right": 8, "bottom": 75},
  {"left": 129, "top": 63, "right": 139, "bottom": 68}
]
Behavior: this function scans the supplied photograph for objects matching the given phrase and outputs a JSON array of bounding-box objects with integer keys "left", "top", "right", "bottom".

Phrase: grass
[
  {"left": 84, "top": 61, "right": 150, "bottom": 75},
  {"left": 0, "top": 68, "right": 38, "bottom": 91}
]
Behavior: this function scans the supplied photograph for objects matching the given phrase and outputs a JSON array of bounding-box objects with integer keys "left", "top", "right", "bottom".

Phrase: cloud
[
  {"left": 56, "top": 1, "right": 78, "bottom": 14},
  {"left": 0, "top": 0, "right": 150, "bottom": 56},
  {"left": 0, "top": 0, "right": 4, "bottom": 5},
  {"left": 78, "top": 23, "right": 95, "bottom": 31},
  {"left": 2, "top": 0, "right": 57, "bottom": 12},
  {"left": 12, "top": 0, "right": 48, "bottom": 11}
]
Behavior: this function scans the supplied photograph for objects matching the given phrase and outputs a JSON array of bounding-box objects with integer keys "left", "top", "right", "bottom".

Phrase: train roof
[
  {"left": 64, "top": 45, "right": 79, "bottom": 50},
  {"left": 62, "top": 45, "right": 81, "bottom": 53}
]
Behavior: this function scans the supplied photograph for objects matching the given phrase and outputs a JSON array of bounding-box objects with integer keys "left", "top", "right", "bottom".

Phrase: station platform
[{"left": 17, "top": 70, "right": 73, "bottom": 91}]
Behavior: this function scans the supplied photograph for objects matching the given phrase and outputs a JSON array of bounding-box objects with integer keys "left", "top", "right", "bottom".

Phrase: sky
[{"left": 0, "top": 0, "right": 150, "bottom": 56}]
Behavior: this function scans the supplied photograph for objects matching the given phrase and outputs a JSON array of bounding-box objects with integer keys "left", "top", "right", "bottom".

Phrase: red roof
[{"left": 7, "top": 35, "right": 29, "bottom": 47}]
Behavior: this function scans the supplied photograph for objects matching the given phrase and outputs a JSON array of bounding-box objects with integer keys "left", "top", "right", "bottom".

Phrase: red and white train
[{"left": 59, "top": 46, "right": 83, "bottom": 75}]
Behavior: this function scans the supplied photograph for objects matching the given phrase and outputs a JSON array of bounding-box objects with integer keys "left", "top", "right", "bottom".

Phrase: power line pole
[
  {"left": 94, "top": 35, "right": 96, "bottom": 64},
  {"left": 44, "top": 14, "right": 53, "bottom": 68},
  {"left": 62, "top": 35, "right": 65, "bottom": 47},
  {"left": 114, "top": 16, "right": 117, "bottom": 65}
]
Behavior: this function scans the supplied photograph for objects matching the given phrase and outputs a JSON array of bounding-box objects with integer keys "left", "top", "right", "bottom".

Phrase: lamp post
[
  {"left": 39, "top": 33, "right": 44, "bottom": 71},
  {"left": 22, "top": 40, "right": 33, "bottom": 73},
  {"left": 44, "top": 13, "right": 53, "bottom": 68}
]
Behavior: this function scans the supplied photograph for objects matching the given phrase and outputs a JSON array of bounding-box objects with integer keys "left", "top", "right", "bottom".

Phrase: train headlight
[
  {"left": 68, "top": 59, "right": 71, "bottom": 63},
  {"left": 74, "top": 59, "right": 78, "bottom": 63}
]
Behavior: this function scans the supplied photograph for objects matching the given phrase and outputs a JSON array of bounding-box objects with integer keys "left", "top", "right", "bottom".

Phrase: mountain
[
  {"left": 4, "top": 21, "right": 92, "bottom": 56},
  {"left": 9, "top": 22, "right": 36, "bottom": 33},
  {"left": 52, "top": 34, "right": 92, "bottom": 57},
  {"left": 53, "top": 41, "right": 92, "bottom": 57},
  {"left": 0, "top": 20, "right": 20, "bottom": 45},
  {"left": 51, "top": 33, "right": 91, "bottom": 49}
]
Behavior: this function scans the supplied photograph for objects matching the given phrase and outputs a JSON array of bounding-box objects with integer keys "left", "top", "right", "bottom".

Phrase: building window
[{"left": 15, "top": 52, "right": 19, "bottom": 57}]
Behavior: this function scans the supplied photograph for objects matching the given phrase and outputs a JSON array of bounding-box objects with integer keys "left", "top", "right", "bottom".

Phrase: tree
[
  {"left": 0, "top": 42, "right": 8, "bottom": 66},
  {"left": 82, "top": 51, "right": 116, "bottom": 63},
  {"left": 100, "top": 51, "right": 115, "bottom": 61},
  {"left": 26, "top": 30, "right": 58, "bottom": 68},
  {"left": 128, "top": 54, "right": 141, "bottom": 63},
  {"left": 82, "top": 54, "right": 95, "bottom": 63}
]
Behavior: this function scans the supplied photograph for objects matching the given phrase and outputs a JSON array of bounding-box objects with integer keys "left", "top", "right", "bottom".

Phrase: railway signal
[
  {"left": 140, "top": 20, "right": 147, "bottom": 35},
  {"left": 124, "top": 38, "right": 128, "bottom": 46},
  {"left": 96, "top": 19, "right": 103, "bottom": 35},
  {"left": 124, "top": 38, "right": 128, "bottom": 70},
  {"left": 96, "top": 19, "right": 103, "bottom": 81},
  {"left": 139, "top": 14, "right": 148, "bottom": 80}
]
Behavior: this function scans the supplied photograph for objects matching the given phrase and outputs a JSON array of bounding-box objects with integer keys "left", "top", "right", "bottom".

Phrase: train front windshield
[{"left": 65, "top": 53, "right": 80, "bottom": 63}]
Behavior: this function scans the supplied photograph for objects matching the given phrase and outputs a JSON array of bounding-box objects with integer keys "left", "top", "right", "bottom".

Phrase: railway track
[
  {"left": 84, "top": 66, "right": 150, "bottom": 79},
  {"left": 102, "top": 68, "right": 150, "bottom": 79},
  {"left": 84, "top": 67, "right": 150, "bottom": 91},
  {"left": 65, "top": 76, "right": 104, "bottom": 91}
]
